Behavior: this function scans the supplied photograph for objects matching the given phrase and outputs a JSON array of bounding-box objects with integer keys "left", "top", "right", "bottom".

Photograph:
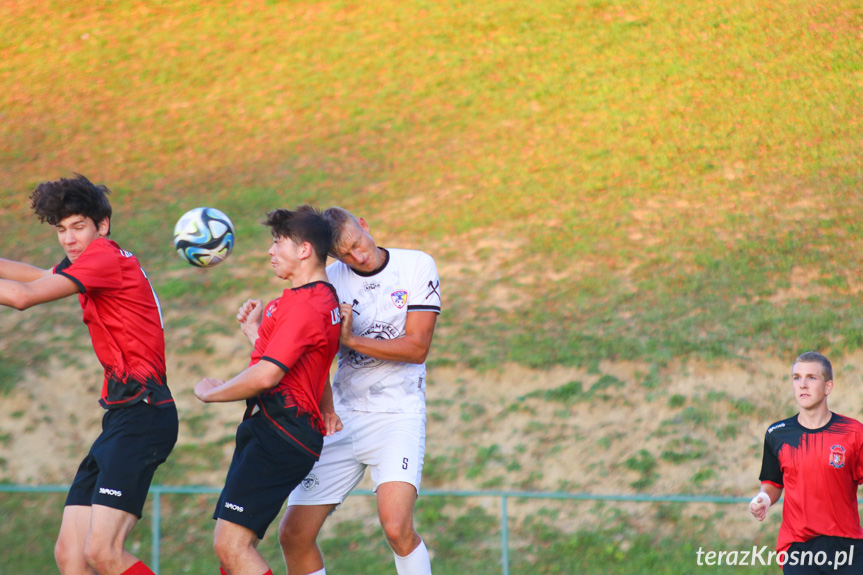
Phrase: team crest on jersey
[
  {"left": 391, "top": 290, "right": 408, "bottom": 309},
  {"left": 829, "top": 444, "right": 846, "bottom": 469},
  {"left": 266, "top": 301, "right": 278, "bottom": 318},
  {"left": 299, "top": 473, "right": 320, "bottom": 491}
]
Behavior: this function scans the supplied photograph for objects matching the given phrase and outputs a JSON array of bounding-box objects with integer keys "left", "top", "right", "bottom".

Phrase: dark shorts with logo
[
  {"left": 66, "top": 401, "right": 178, "bottom": 518},
  {"left": 213, "top": 413, "right": 318, "bottom": 539},
  {"left": 784, "top": 536, "right": 863, "bottom": 575}
]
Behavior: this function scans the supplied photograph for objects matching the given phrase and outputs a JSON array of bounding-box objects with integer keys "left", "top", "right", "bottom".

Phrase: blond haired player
[{"left": 278, "top": 207, "right": 441, "bottom": 575}]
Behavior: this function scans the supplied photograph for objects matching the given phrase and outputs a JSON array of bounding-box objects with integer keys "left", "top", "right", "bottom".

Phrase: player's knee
[
  {"left": 54, "top": 537, "right": 76, "bottom": 571},
  {"left": 213, "top": 530, "right": 252, "bottom": 567},
  {"left": 212, "top": 533, "right": 236, "bottom": 566},
  {"left": 279, "top": 518, "right": 310, "bottom": 552},
  {"left": 82, "top": 540, "right": 118, "bottom": 572},
  {"left": 381, "top": 517, "right": 415, "bottom": 550}
]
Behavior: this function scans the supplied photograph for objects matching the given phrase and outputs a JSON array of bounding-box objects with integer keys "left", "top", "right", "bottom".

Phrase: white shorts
[{"left": 288, "top": 411, "right": 426, "bottom": 506}]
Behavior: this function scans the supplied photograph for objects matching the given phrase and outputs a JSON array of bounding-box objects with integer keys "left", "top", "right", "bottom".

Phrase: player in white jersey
[{"left": 279, "top": 207, "right": 441, "bottom": 575}]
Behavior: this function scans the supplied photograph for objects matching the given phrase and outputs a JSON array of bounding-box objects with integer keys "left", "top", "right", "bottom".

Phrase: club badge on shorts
[
  {"left": 299, "top": 473, "right": 320, "bottom": 491},
  {"left": 829, "top": 444, "right": 846, "bottom": 469}
]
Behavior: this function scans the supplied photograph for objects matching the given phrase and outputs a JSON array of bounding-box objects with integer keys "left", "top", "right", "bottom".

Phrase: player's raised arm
[
  {"left": 0, "top": 258, "right": 52, "bottom": 282},
  {"left": 0, "top": 273, "right": 80, "bottom": 310}
]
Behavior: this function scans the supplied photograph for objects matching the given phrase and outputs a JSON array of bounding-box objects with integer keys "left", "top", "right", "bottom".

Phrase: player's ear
[
  {"left": 825, "top": 379, "right": 834, "bottom": 396},
  {"left": 97, "top": 217, "right": 110, "bottom": 237},
  {"left": 300, "top": 241, "right": 314, "bottom": 259},
  {"left": 357, "top": 217, "right": 370, "bottom": 234}
]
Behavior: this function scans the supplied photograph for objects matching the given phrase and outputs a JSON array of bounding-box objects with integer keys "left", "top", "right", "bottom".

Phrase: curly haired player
[{"left": 0, "top": 174, "right": 177, "bottom": 575}]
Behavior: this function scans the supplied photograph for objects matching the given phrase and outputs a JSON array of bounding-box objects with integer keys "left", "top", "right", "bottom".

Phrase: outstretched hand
[{"left": 194, "top": 378, "right": 224, "bottom": 403}]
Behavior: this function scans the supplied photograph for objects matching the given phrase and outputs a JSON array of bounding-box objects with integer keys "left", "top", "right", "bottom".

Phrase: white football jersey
[{"left": 327, "top": 248, "right": 441, "bottom": 414}]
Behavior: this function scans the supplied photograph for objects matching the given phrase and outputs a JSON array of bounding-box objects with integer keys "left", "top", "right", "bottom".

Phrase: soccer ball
[{"left": 173, "top": 207, "right": 235, "bottom": 267}]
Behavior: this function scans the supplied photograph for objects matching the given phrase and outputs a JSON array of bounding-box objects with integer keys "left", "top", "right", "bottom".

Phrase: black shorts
[
  {"left": 65, "top": 402, "right": 178, "bottom": 518},
  {"left": 784, "top": 536, "right": 863, "bottom": 575},
  {"left": 213, "top": 414, "right": 318, "bottom": 539}
]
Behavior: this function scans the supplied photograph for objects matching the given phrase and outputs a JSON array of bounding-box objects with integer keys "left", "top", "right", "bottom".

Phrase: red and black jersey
[
  {"left": 54, "top": 238, "right": 173, "bottom": 410},
  {"left": 248, "top": 281, "right": 340, "bottom": 458},
  {"left": 759, "top": 413, "right": 863, "bottom": 553}
]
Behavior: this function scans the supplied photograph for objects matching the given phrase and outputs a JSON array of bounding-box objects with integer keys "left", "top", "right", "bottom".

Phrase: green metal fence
[{"left": 0, "top": 484, "right": 750, "bottom": 575}]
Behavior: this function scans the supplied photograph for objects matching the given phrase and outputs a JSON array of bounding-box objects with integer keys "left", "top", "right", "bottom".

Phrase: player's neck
[
  {"left": 798, "top": 406, "right": 832, "bottom": 430},
  {"left": 288, "top": 265, "right": 328, "bottom": 289}
]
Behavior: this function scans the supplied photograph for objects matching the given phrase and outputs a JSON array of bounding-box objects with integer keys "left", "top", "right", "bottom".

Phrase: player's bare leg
[
  {"left": 56, "top": 506, "right": 98, "bottom": 575},
  {"left": 377, "top": 482, "right": 421, "bottom": 555},
  {"left": 377, "top": 482, "right": 431, "bottom": 574},
  {"left": 213, "top": 519, "right": 270, "bottom": 575},
  {"left": 84, "top": 505, "right": 145, "bottom": 574},
  {"left": 278, "top": 504, "right": 335, "bottom": 574}
]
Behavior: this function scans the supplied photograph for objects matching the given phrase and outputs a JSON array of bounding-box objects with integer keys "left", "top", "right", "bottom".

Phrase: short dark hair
[
  {"left": 263, "top": 205, "right": 331, "bottom": 264},
  {"left": 794, "top": 351, "right": 833, "bottom": 381},
  {"left": 30, "top": 174, "right": 113, "bottom": 234}
]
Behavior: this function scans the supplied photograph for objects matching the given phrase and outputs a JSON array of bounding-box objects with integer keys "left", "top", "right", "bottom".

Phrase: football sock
[
  {"left": 394, "top": 539, "right": 432, "bottom": 575},
  {"left": 306, "top": 569, "right": 327, "bottom": 575},
  {"left": 121, "top": 561, "right": 156, "bottom": 575}
]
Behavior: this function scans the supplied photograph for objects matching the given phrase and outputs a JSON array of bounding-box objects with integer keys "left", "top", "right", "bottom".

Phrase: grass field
[
  {"left": 0, "top": 490, "right": 780, "bottom": 575},
  {"left": 1, "top": 0, "right": 862, "bottom": 572},
  {"left": 3, "top": 0, "right": 862, "bottom": 370}
]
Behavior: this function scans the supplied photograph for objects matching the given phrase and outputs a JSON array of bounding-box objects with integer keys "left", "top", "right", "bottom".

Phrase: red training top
[
  {"left": 759, "top": 413, "right": 863, "bottom": 553},
  {"left": 247, "top": 281, "right": 340, "bottom": 458},
  {"left": 54, "top": 238, "right": 173, "bottom": 409}
]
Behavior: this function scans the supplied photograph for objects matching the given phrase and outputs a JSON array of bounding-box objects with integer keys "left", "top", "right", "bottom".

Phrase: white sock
[
  {"left": 305, "top": 569, "right": 326, "bottom": 575},
  {"left": 394, "top": 539, "right": 432, "bottom": 575}
]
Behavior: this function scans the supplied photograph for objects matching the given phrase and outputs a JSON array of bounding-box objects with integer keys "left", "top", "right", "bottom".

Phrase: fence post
[
  {"left": 151, "top": 488, "right": 161, "bottom": 575},
  {"left": 501, "top": 493, "right": 509, "bottom": 575}
]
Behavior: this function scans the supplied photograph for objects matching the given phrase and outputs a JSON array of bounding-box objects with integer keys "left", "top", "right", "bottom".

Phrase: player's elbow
[
  {"left": 4, "top": 292, "right": 34, "bottom": 311},
  {"left": 253, "top": 378, "right": 279, "bottom": 394},
  {"left": 409, "top": 344, "right": 431, "bottom": 364}
]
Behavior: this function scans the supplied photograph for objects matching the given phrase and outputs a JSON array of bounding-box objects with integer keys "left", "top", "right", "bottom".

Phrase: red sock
[
  {"left": 221, "top": 568, "right": 228, "bottom": 575},
  {"left": 121, "top": 561, "right": 155, "bottom": 575}
]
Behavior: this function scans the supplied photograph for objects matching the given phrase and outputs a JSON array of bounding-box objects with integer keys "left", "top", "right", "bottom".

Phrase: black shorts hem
[{"left": 65, "top": 402, "right": 178, "bottom": 518}]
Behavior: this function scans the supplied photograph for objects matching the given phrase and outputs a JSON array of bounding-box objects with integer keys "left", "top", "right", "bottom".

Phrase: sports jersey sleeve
[
  {"left": 260, "top": 301, "right": 320, "bottom": 373},
  {"left": 408, "top": 252, "right": 441, "bottom": 313},
  {"left": 758, "top": 432, "right": 783, "bottom": 488},
  {"left": 55, "top": 240, "right": 122, "bottom": 293}
]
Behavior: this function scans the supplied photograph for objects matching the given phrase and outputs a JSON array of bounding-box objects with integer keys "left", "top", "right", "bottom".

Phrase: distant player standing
[
  {"left": 750, "top": 351, "right": 863, "bottom": 574},
  {"left": 194, "top": 206, "right": 341, "bottom": 575},
  {"left": 278, "top": 207, "right": 441, "bottom": 575},
  {"left": 0, "top": 174, "right": 177, "bottom": 575}
]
